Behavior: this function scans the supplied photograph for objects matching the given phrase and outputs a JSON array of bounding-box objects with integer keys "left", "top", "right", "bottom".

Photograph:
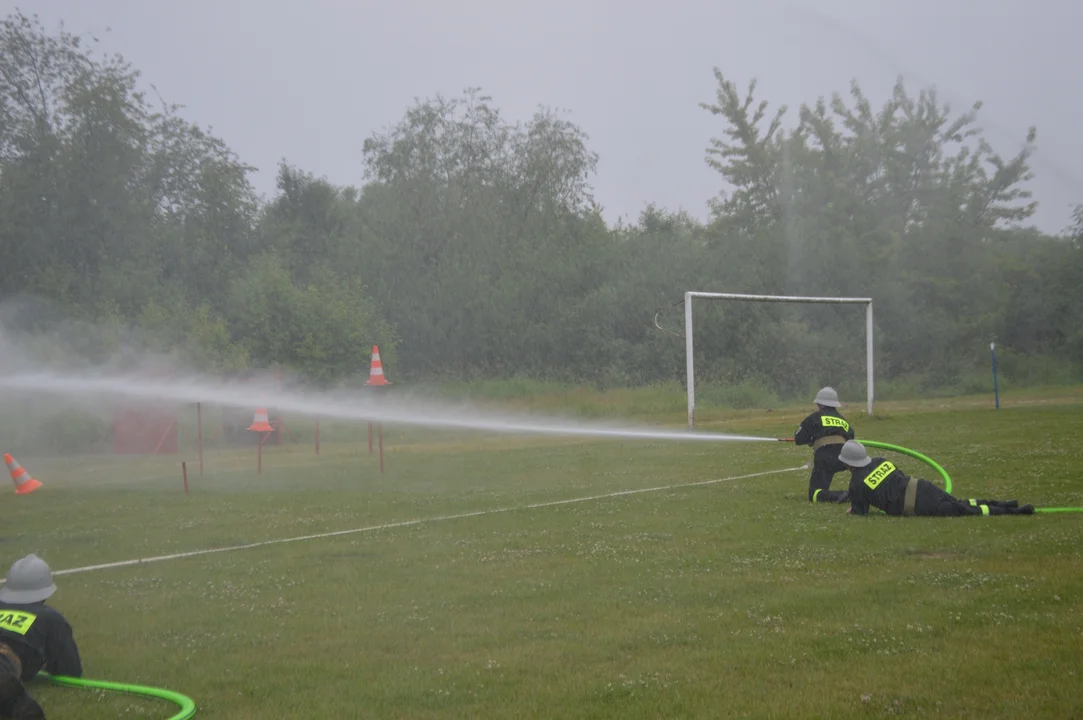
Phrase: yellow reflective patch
[
  {"left": 0, "top": 611, "right": 36, "bottom": 636},
  {"left": 863, "top": 461, "right": 896, "bottom": 491},
  {"left": 821, "top": 416, "right": 850, "bottom": 433}
]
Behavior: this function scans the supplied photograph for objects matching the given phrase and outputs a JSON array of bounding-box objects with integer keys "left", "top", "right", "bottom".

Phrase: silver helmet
[
  {"left": 839, "top": 440, "right": 872, "bottom": 468},
  {"left": 814, "top": 387, "right": 842, "bottom": 408},
  {"left": 0, "top": 554, "right": 57, "bottom": 604}
]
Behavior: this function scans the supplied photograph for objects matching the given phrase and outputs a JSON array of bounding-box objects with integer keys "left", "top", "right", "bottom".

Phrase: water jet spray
[{"left": 0, "top": 371, "right": 780, "bottom": 445}]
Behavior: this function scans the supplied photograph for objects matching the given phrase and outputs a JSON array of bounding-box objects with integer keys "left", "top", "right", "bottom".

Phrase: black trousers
[
  {"left": 808, "top": 445, "right": 848, "bottom": 502},
  {"left": 912, "top": 480, "right": 1011, "bottom": 516}
]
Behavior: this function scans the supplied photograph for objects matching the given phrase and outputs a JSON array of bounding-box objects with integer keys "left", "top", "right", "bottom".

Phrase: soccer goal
[{"left": 683, "top": 292, "right": 874, "bottom": 428}]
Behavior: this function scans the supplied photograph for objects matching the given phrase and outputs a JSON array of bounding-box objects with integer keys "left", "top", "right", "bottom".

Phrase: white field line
[{"left": 8, "top": 465, "right": 806, "bottom": 583}]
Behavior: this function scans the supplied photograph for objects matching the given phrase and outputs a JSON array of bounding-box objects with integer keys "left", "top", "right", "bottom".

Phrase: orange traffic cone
[
  {"left": 365, "top": 345, "right": 390, "bottom": 386},
  {"left": 248, "top": 409, "right": 275, "bottom": 432},
  {"left": 4, "top": 454, "right": 42, "bottom": 495}
]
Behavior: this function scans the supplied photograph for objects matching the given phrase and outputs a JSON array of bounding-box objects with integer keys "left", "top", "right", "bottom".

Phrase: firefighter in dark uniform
[
  {"left": 838, "top": 440, "right": 1035, "bottom": 516},
  {"left": 794, "top": 387, "right": 853, "bottom": 503},
  {"left": 0, "top": 554, "right": 83, "bottom": 719}
]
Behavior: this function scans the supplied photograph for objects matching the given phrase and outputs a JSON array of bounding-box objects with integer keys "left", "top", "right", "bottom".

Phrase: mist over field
[{"left": 0, "top": 4, "right": 1079, "bottom": 422}]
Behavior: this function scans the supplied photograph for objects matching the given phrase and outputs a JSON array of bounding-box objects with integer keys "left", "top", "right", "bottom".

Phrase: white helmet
[
  {"left": 814, "top": 387, "right": 841, "bottom": 408},
  {"left": 0, "top": 554, "right": 57, "bottom": 603},
  {"left": 839, "top": 440, "right": 872, "bottom": 468}
]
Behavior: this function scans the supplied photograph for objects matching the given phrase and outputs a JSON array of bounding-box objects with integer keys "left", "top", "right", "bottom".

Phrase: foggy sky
[{"left": 9, "top": 0, "right": 1082, "bottom": 234}]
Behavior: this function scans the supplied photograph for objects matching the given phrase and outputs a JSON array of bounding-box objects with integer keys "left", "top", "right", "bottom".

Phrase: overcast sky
[{"left": 9, "top": 0, "right": 1082, "bottom": 234}]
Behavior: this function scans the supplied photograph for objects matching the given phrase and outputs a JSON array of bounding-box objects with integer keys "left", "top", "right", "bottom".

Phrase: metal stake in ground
[
  {"left": 196, "top": 402, "right": 204, "bottom": 478},
  {"left": 181, "top": 461, "right": 189, "bottom": 494}
]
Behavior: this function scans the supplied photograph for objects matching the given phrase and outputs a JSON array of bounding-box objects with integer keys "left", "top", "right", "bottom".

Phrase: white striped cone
[
  {"left": 248, "top": 409, "right": 274, "bottom": 432},
  {"left": 365, "top": 345, "right": 390, "bottom": 386},
  {"left": 4, "top": 454, "right": 42, "bottom": 495}
]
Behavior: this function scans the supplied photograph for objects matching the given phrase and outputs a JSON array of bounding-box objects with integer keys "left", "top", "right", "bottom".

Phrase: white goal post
[{"left": 684, "top": 292, "right": 874, "bottom": 428}]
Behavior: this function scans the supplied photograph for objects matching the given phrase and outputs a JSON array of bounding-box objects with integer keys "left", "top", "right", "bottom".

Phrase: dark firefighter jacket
[
  {"left": 0, "top": 602, "right": 82, "bottom": 681},
  {"left": 794, "top": 408, "right": 855, "bottom": 447},
  {"left": 847, "top": 456, "right": 910, "bottom": 516}
]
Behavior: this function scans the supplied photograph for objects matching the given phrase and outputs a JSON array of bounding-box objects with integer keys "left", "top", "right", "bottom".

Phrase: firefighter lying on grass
[{"left": 838, "top": 440, "right": 1035, "bottom": 517}]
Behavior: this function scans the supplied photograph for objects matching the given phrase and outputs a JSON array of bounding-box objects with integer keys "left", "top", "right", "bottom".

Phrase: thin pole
[
  {"left": 181, "top": 461, "right": 189, "bottom": 494},
  {"left": 378, "top": 423, "right": 384, "bottom": 474},
  {"left": 196, "top": 402, "right": 204, "bottom": 478},
  {"left": 685, "top": 292, "right": 872, "bottom": 304},
  {"left": 685, "top": 292, "right": 695, "bottom": 429},
  {"left": 866, "top": 302, "right": 875, "bottom": 417}
]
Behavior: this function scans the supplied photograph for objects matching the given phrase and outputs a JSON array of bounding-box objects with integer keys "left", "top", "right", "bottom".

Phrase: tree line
[{"left": 1, "top": 11, "right": 1080, "bottom": 399}]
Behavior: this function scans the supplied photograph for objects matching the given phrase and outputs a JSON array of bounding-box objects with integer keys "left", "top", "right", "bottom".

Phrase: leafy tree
[
  {"left": 0, "top": 9, "right": 256, "bottom": 370},
  {"left": 356, "top": 88, "right": 603, "bottom": 378},
  {"left": 226, "top": 253, "right": 396, "bottom": 383},
  {"left": 698, "top": 68, "right": 1046, "bottom": 389}
]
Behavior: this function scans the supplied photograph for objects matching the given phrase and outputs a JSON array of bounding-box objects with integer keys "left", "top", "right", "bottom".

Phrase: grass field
[{"left": 3, "top": 386, "right": 1083, "bottom": 719}]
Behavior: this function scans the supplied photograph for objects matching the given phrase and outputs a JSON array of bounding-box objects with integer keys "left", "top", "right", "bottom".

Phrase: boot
[{"left": 813, "top": 489, "right": 847, "bottom": 503}]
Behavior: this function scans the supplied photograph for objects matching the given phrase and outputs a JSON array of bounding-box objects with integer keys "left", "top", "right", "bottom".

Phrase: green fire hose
[
  {"left": 859, "top": 439, "right": 953, "bottom": 494},
  {"left": 779, "top": 437, "right": 953, "bottom": 493},
  {"left": 40, "top": 673, "right": 196, "bottom": 719}
]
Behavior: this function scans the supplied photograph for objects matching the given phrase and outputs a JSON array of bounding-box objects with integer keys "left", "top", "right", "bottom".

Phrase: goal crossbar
[{"left": 683, "top": 292, "right": 874, "bottom": 427}]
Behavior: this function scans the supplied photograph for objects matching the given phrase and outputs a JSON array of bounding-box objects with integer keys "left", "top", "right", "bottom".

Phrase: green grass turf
[{"left": 2, "top": 388, "right": 1081, "bottom": 718}]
